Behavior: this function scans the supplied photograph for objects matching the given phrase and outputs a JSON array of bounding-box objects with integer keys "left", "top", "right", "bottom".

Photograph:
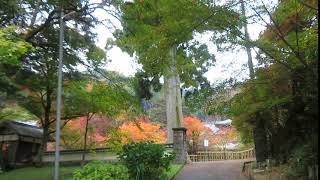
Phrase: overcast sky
[{"left": 90, "top": 1, "right": 268, "bottom": 85}]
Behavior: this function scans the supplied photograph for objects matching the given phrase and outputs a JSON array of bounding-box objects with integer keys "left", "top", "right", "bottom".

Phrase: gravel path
[{"left": 175, "top": 159, "right": 252, "bottom": 180}]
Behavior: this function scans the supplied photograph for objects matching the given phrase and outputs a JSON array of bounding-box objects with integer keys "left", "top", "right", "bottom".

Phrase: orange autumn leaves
[
  {"left": 60, "top": 116, "right": 167, "bottom": 150},
  {"left": 183, "top": 116, "right": 212, "bottom": 152},
  {"left": 183, "top": 116, "right": 239, "bottom": 151},
  {"left": 118, "top": 116, "right": 210, "bottom": 145},
  {"left": 183, "top": 116, "right": 210, "bottom": 140},
  {"left": 118, "top": 119, "right": 166, "bottom": 143},
  {"left": 59, "top": 114, "right": 239, "bottom": 151}
]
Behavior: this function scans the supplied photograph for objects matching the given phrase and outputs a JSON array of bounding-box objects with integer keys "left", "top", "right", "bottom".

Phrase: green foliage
[
  {"left": 0, "top": 0, "right": 108, "bottom": 123},
  {"left": 114, "top": 0, "right": 239, "bottom": 86},
  {"left": 118, "top": 142, "right": 175, "bottom": 180},
  {"left": 64, "top": 80, "right": 135, "bottom": 117},
  {"left": 143, "top": 89, "right": 167, "bottom": 125},
  {"left": 105, "top": 128, "right": 127, "bottom": 153},
  {"left": 0, "top": 26, "right": 33, "bottom": 121},
  {"left": 133, "top": 71, "right": 162, "bottom": 100},
  {"left": 0, "top": 104, "right": 37, "bottom": 121},
  {"left": 72, "top": 161, "right": 130, "bottom": 180},
  {"left": 0, "top": 27, "right": 32, "bottom": 65},
  {"left": 204, "top": 1, "right": 318, "bottom": 174},
  {"left": 285, "top": 141, "right": 318, "bottom": 179},
  {"left": 65, "top": 79, "right": 141, "bottom": 118},
  {"left": 186, "top": 79, "right": 234, "bottom": 115},
  {"left": 0, "top": 0, "right": 112, "bottom": 162}
]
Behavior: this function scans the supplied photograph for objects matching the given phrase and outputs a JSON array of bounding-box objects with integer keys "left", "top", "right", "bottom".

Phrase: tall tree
[
  {"left": 240, "top": 0, "right": 254, "bottom": 78},
  {"left": 0, "top": 0, "right": 118, "bottom": 164},
  {"left": 114, "top": 0, "right": 239, "bottom": 142},
  {"left": 205, "top": 0, "right": 318, "bottom": 176}
]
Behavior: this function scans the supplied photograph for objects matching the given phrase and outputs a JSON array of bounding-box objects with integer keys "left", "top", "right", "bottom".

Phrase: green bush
[
  {"left": 72, "top": 161, "right": 130, "bottom": 180},
  {"left": 118, "top": 141, "right": 175, "bottom": 180},
  {"left": 285, "top": 142, "right": 317, "bottom": 179}
]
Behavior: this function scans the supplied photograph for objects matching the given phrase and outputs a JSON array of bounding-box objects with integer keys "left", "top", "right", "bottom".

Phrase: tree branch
[
  {"left": 298, "top": 0, "right": 318, "bottom": 10},
  {"left": 49, "top": 119, "right": 72, "bottom": 135},
  {"left": 259, "top": 1, "right": 308, "bottom": 67},
  {"left": 22, "top": 9, "right": 59, "bottom": 41}
]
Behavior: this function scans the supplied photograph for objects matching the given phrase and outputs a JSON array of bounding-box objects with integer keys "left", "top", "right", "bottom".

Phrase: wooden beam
[
  {"left": 20, "top": 136, "right": 42, "bottom": 144},
  {"left": 0, "top": 135, "right": 19, "bottom": 141}
]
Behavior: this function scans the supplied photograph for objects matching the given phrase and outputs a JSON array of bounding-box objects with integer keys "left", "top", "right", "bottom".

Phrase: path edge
[{"left": 170, "top": 164, "right": 185, "bottom": 180}]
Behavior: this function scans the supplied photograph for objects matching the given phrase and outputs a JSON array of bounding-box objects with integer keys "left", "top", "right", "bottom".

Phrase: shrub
[
  {"left": 118, "top": 141, "right": 175, "bottom": 180},
  {"left": 72, "top": 161, "right": 130, "bottom": 180},
  {"left": 285, "top": 142, "right": 317, "bottom": 179}
]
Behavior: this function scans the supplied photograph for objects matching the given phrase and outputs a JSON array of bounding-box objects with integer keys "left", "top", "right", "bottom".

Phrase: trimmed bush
[
  {"left": 72, "top": 161, "right": 129, "bottom": 180},
  {"left": 118, "top": 141, "right": 175, "bottom": 180}
]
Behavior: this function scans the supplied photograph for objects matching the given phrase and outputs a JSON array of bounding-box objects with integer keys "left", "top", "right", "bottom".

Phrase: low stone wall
[
  {"left": 43, "top": 144, "right": 174, "bottom": 163},
  {"left": 43, "top": 150, "right": 118, "bottom": 163}
]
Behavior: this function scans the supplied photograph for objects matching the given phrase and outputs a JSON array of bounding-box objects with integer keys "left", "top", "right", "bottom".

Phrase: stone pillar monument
[{"left": 172, "top": 127, "right": 187, "bottom": 164}]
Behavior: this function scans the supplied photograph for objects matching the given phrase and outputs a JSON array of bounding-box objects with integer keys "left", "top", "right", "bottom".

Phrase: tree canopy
[
  {"left": 114, "top": 0, "right": 240, "bottom": 86},
  {"left": 204, "top": 0, "right": 318, "bottom": 177}
]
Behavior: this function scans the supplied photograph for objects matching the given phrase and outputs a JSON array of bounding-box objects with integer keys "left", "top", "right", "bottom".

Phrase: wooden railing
[{"left": 188, "top": 148, "right": 255, "bottom": 162}]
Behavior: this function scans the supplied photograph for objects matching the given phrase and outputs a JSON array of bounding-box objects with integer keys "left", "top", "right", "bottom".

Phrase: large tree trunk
[
  {"left": 36, "top": 125, "right": 49, "bottom": 166},
  {"left": 165, "top": 45, "right": 183, "bottom": 143},
  {"left": 240, "top": 0, "right": 254, "bottom": 79},
  {"left": 253, "top": 115, "right": 268, "bottom": 164},
  {"left": 36, "top": 89, "right": 52, "bottom": 166}
]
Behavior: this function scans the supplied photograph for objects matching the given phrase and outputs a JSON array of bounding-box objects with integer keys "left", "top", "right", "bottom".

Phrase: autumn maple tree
[
  {"left": 60, "top": 116, "right": 110, "bottom": 150},
  {"left": 183, "top": 116, "right": 212, "bottom": 153},
  {"left": 117, "top": 117, "right": 166, "bottom": 144},
  {"left": 211, "top": 126, "right": 239, "bottom": 150},
  {"left": 64, "top": 80, "right": 139, "bottom": 164}
]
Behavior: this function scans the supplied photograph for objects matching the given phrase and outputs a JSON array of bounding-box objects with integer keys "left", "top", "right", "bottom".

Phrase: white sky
[{"left": 91, "top": 2, "right": 268, "bottom": 85}]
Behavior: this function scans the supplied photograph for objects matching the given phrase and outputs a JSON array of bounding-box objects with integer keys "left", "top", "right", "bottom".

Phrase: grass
[
  {"left": 0, "top": 166, "right": 80, "bottom": 180},
  {"left": 165, "top": 164, "right": 184, "bottom": 180},
  {"left": 0, "top": 163, "right": 184, "bottom": 180}
]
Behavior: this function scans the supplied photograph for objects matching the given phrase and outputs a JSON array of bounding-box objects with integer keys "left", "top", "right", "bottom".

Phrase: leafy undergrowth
[
  {"left": 0, "top": 164, "right": 183, "bottom": 180},
  {"left": 251, "top": 164, "right": 307, "bottom": 180},
  {"left": 252, "top": 168, "right": 286, "bottom": 180}
]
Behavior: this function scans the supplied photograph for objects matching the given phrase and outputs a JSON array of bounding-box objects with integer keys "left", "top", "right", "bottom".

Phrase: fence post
[{"left": 173, "top": 127, "right": 188, "bottom": 164}]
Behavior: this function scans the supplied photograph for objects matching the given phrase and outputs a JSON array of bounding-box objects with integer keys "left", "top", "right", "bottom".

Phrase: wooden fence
[{"left": 188, "top": 148, "right": 255, "bottom": 162}]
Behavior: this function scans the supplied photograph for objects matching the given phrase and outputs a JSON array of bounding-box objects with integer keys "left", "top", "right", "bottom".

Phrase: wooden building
[{"left": 0, "top": 121, "right": 43, "bottom": 170}]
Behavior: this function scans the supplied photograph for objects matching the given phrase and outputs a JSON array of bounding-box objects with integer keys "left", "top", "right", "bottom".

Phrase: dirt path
[{"left": 175, "top": 159, "right": 252, "bottom": 180}]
